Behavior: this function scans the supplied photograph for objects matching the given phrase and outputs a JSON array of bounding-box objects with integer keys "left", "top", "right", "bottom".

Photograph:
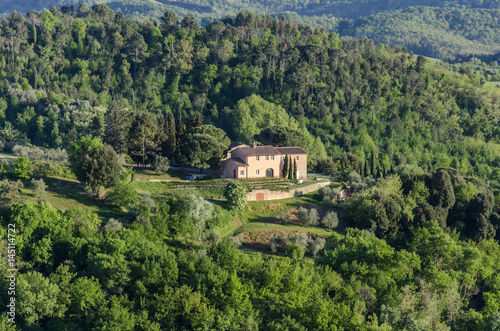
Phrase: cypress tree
[
  {"left": 282, "top": 153, "right": 288, "bottom": 178},
  {"left": 371, "top": 151, "right": 376, "bottom": 176},
  {"left": 187, "top": 110, "right": 203, "bottom": 130},
  {"left": 365, "top": 158, "right": 370, "bottom": 176},
  {"left": 288, "top": 156, "right": 293, "bottom": 179},
  {"left": 166, "top": 112, "right": 177, "bottom": 159},
  {"left": 293, "top": 159, "right": 297, "bottom": 180},
  {"left": 156, "top": 113, "right": 168, "bottom": 155},
  {"left": 176, "top": 116, "right": 185, "bottom": 156}
]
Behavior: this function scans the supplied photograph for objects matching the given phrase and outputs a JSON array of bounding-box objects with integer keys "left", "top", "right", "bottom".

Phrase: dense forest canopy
[
  {"left": 1, "top": 6, "right": 500, "bottom": 179},
  {"left": 3, "top": 1, "right": 500, "bottom": 58},
  {"left": 2, "top": 5, "right": 500, "bottom": 330},
  {"left": 342, "top": 6, "right": 500, "bottom": 59}
]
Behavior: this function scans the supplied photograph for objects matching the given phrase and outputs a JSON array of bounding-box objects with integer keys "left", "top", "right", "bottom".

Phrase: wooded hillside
[
  {"left": 1, "top": 7, "right": 500, "bottom": 179},
  {"left": 2, "top": 7, "right": 500, "bottom": 329}
]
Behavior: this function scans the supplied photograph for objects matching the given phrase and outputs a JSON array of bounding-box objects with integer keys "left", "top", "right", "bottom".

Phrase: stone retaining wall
[{"left": 246, "top": 181, "right": 330, "bottom": 201}]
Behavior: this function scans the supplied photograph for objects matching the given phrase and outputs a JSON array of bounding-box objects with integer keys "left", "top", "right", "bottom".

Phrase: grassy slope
[
  {"left": 20, "top": 176, "right": 122, "bottom": 220},
  {"left": 11, "top": 162, "right": 343, "bottom": 257}
]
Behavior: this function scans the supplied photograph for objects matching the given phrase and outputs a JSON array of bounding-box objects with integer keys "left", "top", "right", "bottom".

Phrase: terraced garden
[{"left": 132, "top": 177, "right": 297, "bottom": 197}]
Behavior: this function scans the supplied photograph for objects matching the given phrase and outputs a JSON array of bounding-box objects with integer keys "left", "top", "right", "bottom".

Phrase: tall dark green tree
[
  {"left": 76, "top": 145, "right": 123, "bottom": 193},
  {"left": 430, "top": 170, "right": 455, "bottom": 209},
  {"left": 179, "top": 124, "right": 230, "bottom": 169},
  {"left": 364, "top": 158, "right": 370, "bottom": 177},
  {"left": 293, "top": 158, "right": 297, "bottom": 180},
  {"left": 104, "top": 106, "right": 133, "bottom": 155},
  {"left": 130, "top": 112, "right": 158, "bottom": 166},
  {"left": 371, "top": 151, "right": 376, "bottom": 177},
  {"left": 164, "top": 112, "right": 177, "bottom": 159},
  {"left": 282, "top": 153, "right": 289, "bottom": 178}
]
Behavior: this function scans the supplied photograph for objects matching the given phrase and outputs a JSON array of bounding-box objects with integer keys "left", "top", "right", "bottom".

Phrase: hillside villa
[{"left": 221, "top": 143, "right": 307, "bottom": 180}]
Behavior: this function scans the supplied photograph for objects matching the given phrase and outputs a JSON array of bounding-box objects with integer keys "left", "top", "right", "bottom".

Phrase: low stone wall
[
  {"left": 247, "top": 189, "right": 289, "bottom": 201},
  {"left": 246, "top": 180, "right": 330, "bottom": 201},
  {"left": 289, "top": 181, "right": 330, "bottom": 197}
]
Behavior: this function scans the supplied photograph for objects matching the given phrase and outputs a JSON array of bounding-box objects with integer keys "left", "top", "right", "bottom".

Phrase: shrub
[
  {"left": 0, "top": 179, "right": 24, "bottom": 207},
  {"left": 307, "top": 237, "right": 326, "bottom": 257},
  {"left": 279, "top": 211, "right": 290, "bottom": 223},
  {"left": 322, "top": 211, "right": 339, "bottom": 229},
  {"left": 285, "top": 244, "right": 304, "bottom": 260},
  {"left": 14, "top": 157, "right": 32, "bottom": 179},
  {"left": 31, "top": 178, "right": 47, "bottom": 200},
  {"left": 224, "top": 181, "right": 247, "bottom": 210},
  {"left": 297, "top": 207, "right": 319, "bottom": 226},
  {"left": 12, "top": 145, "right": 68, "bottom": 162},
  {"left": 228, "top": 232, "right": 245, "bottom": 248},
  {"left": 289, "top": 232, "right": 309, "bottom": 250},
  {"left": 106, "top": 182, "right": 138, "bottom": 208},
  {"left": 0, "top": 161, "right": 9, "bottom": 175},
  {"left": 153, "top": 155, "right": 170, "bottom": 174},
  {"left": 104, "top": 218, "right": 123, "bottom": 232},
  {"left": 347, "top": 171, "right": 362, "bottom": 183},
  {"left": 32, "top": 161, "right": 76, "bottom": 179}
]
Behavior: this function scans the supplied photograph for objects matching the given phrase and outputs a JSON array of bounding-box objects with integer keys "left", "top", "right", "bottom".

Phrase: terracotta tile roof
[
  {"left": 226, "top": 157, "right": 248, "bottom": 167},
  {"left": 228, "top": 142, "right": 249, "bottom": 150},
  {"left": 238, "top": 146, "right": 281, "bottom": 156},
  {"left": 275, "top": 147, "right": 307, "bottom": 154}
]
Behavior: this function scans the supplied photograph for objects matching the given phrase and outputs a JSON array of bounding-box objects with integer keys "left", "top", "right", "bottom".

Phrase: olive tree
[
  {"left": 297, "top": 207, "right": 319, "bottom": 226},
  {"left": 322, "top": 211, "right": 339, "bottom": 229},
  {"left": 183, "top": 194, "right": 214, "bottom": 240}
]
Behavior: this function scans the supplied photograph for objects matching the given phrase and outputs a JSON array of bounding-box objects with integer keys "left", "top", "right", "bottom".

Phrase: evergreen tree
[
  {"left": 365, "top": 158, "right": 370, "bottom": 177},
  {"left": 187, "top": 111, "right": 203, "bottom": 130},
  {"left": 288, "top": 156, "right": 293, "bottom": 179},
  {"left": 104, "top": 106, "right": 133, "bottom": 155},
  {"left": 155, "top": 113, "right": 168, "bottom": 155},
  {"left": 430, "top": 170, "right": 455, "bottom": 209},
  {"left": 176, "top": 117, "right": 185, "bottom": 157},
  {"left": 166, "top": 112, "right": 177, "bottom": 159},
  {"left": 282, "top": 153, "right": 289, "bottom": 178},
  {"left": 293, "top": 158, "right": 297, "bottom": 180},
  {"left": 371, "top": 151, "right": 376, "bottom": 177}
]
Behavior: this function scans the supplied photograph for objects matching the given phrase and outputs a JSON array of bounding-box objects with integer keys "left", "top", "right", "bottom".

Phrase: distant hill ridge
[{"left": 2, "top": 0, "right": 500, "bottom": 58}]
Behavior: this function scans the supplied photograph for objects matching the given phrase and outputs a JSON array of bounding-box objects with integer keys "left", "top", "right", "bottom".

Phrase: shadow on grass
[
  {"left": 48, "top": 189, "right": 123, "bottom": 220},
  {"left": 37, "top": 176, "right": 125, "bottom": 220},
  {"left": 239, "top": 245, "right": 284, "bottom": 259}
]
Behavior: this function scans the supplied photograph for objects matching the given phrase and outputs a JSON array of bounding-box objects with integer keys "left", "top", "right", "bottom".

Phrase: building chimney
[{"left": 252, "top": 142, "right": 256, "bottom": 148}]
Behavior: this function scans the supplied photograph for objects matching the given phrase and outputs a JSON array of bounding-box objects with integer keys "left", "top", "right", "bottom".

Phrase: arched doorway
[
  {"left": 266, "top": 168, "right": 274, "bottom": 177},
  {"left": 233, "top": 169, "right": 236, "bottom": 178}
]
